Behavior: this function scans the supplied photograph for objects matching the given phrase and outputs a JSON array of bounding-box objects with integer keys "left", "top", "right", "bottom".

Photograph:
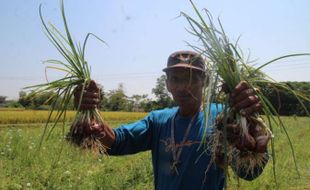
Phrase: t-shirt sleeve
[
  {"left": 107, "top": 113, "right": 154, "bottom": 155},
  {"left": 210, "top": 103, "right": 223, "bottom": 125}
]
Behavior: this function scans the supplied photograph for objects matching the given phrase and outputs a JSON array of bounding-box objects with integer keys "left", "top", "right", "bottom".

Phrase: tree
[
  {"left": 99, "top": 86, "right": 109, "bottom": 111},
  {"left": 18, "top": 91, "right": 32, "bottom": 108},
  {"left": 259, "top": 81, "right": 310, "bottom": 116},
  {"left": 0, "top": 96, "right": 6, "bottom": 104},
  {"left": 152, "top": 75, "right": 175, "bottom": 109},
  {"left": 106, "top": 83, "right": 129, "bottom": 111},
  {"left": 129, "top": 94, "right": 150, "bottom": 112},
  {"left": 4, "top": 100, "right": 23, "bottom": 108},
  {"left": 32, "top": 91, "right": 56, "bottom": 108},
  {"left": 18, "top": 90, "right": 59, "bottom": 109}
]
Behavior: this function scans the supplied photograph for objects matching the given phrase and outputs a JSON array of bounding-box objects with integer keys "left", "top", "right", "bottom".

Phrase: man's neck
[{"left": 179, "top": 103, "right": 201, "bottom": 117}]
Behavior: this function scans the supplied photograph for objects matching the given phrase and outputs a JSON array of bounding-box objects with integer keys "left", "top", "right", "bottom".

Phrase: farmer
[{"left": 75, "top": 50, "right": 270, "bottom": 190}]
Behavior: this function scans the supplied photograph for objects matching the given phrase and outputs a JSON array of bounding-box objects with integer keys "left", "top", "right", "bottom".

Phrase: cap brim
[{"left": 162, "top": 63, "right": 205, "bottom": 72}]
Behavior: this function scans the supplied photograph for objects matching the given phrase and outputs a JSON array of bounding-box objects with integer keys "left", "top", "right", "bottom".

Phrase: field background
[{"left": 0, "top": 110, "right": 310, "bottom": 189}]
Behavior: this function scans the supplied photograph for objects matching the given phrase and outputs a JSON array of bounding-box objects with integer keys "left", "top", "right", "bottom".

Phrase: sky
[{"left": 0, "top": 0, "right": 309, "bottom": 100}]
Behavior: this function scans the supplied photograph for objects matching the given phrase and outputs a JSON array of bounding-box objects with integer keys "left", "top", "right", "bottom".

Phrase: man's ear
[{"left": 166, "top": 78, "right": 171, "bottom": 93}]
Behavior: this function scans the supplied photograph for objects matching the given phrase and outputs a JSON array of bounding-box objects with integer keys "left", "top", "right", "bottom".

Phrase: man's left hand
[
  {"left": 230, "top": 81, "right": 262, "bottom": 116},
  {"left": 229, "top": 81, "right": 270, "bottom": 153}
]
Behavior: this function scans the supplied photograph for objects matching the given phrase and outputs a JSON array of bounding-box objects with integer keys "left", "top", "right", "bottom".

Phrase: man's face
[{"left": 166, "top": 68, "right": 205, "bottom": 108}]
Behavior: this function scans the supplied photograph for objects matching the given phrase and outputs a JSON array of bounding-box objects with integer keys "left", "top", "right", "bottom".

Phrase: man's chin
[{"left": 176, "top": 99, "right": 197, "bottom": 107}]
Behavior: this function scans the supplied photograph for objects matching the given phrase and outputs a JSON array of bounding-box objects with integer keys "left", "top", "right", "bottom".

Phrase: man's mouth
[{"left": 175, "top": 93, "right": 193, "bottom": 99}]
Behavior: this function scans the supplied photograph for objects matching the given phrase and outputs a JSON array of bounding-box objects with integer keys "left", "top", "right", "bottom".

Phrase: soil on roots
[{"left": 66, "top": 121, "right": 108, "bottom": 154}]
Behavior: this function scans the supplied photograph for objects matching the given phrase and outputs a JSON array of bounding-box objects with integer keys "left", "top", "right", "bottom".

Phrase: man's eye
[
  {"left": 191, "top": 76, "right": 202, "bottom": 83},
  {"left": 169, "top": 76, "right": 201, "bottom": 84},
  {"left": 191, "top": 77, "right": 199, "bottom": 83},
  {"left": 170, "top": 77, "right": 179, "bottom": 83}
]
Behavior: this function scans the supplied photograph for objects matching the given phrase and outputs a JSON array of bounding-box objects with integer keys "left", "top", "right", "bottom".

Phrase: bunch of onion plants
[
  {"left": 26, "top": 0, "right": 107, "bottom": 153},
  {"left": 182, "top": 0, "right": 310, "bottom": 182}
]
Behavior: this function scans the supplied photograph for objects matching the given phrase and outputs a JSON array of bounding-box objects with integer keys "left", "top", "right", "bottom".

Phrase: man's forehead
[{"left": 166, "top": 68, "right": 204, "bottom": 76}]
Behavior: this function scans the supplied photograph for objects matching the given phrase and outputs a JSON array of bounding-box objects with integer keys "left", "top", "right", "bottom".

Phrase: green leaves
[
  {"left": 26, "top": 0, "right": 106, "bottom": 146},
  {"left": 184, "top": 0, "right": 310, "bottom": 183}
]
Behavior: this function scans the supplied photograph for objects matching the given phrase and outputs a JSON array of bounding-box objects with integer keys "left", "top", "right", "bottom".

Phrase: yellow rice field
[{"left": 0, "top": 110, "right": 147, "bottom": 125}]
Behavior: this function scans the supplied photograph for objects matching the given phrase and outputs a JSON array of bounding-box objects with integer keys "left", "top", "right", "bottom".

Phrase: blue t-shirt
[{"left": 109, "top": 103, "right": 225, "bottom": 190}]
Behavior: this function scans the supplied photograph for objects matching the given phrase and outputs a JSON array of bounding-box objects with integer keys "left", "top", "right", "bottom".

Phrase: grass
[
  {"left": 0, "top": 112, "right": 309, "bottom": 189},
  {"left": 0, "top": 120, "right": 152, "bottom": 189}
]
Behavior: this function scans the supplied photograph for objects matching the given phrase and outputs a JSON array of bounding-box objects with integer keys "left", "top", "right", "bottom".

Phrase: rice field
[
  {"left": 0, "top": 110, "right": 147, "bottom": 125},
  {"left": 0, "top": 110, "right": 310, "bottom": 189}
]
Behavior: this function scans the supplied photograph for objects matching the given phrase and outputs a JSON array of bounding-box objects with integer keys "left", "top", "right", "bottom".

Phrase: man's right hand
[
  {"left": 73, "top": 80, "right": 116, "bottom": 149},
  {"left": 74, "top": 80, "right": 101, "bottom": 110},
  {"left": 84, "top": 121, "right": 116, "bottom": 149}
]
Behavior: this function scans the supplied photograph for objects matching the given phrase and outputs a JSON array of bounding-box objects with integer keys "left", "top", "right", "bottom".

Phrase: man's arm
[
  {"left": 73, "top": 80, "right": 153, "bottom": 155},
  {"left": 108, "top": 115, "right": 153, "bottom": 155}
]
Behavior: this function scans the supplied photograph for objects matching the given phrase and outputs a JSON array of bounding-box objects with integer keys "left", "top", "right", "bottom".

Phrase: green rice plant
[
  {"left": 25, "top": 0, "right": 107, "bottom": 153},
  {"left": 182, "top": 0, "right": 310, "bottom": 184}
]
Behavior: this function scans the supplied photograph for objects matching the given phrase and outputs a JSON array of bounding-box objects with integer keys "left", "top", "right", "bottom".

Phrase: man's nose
[{"left": 175, "top": 82, "right": 191, "bottom": 91}]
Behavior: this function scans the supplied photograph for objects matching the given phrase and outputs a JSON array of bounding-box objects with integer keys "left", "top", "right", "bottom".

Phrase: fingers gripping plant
[
  {"left": 26, "top": 0, "right": 107, "bottom": 153},
  {"left": 182, "top": 0, "right": 310, "bottom": 182}
]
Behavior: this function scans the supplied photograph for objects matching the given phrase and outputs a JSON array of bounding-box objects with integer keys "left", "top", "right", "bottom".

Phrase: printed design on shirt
[{"left": 160, "top": 138, "right": 201, "bottom": 152}]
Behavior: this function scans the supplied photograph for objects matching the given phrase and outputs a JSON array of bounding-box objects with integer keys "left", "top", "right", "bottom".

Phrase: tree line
[
  {"left": 1, "top": 78, "right": 309, "bottom": 115},
  {"left": 258, "top": 81, "right": 310, "bottom": 116},
  {"left": 0, "top": 75, "right": 175, "bottom": 112}
]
